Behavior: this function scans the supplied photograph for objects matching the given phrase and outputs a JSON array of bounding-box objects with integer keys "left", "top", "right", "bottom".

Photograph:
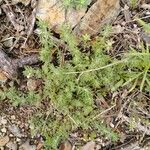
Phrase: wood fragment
[
  {"left": 13, "top": 54, "right": 40, "bottom": 68},
  {"left": 0, "top": 49, "right": 40, "bottom": 79},
  {"left": 23, "top": 0, "right": 38, "bottom": 47},
  {"left": 123, "top": 4, "right": 131, "bottom": 22},
  {"left": 0, "top": 49, "right": 17, "bottom": 78}
]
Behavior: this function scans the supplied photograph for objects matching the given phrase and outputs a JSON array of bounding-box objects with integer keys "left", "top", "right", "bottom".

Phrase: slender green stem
[{"left": 65, "top": 59, "right": 128, "bottom": 75}]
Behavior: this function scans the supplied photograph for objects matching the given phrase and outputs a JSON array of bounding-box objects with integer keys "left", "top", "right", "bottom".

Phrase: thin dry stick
[
  {"left": 23, "top": 2, "right": 38, "bottom": 47},
  {"left": 125, "top": 15, "right": 150, "bottom": 24},
  {"left": 92, "top": 104, "right": 116, "bottom": 120}
]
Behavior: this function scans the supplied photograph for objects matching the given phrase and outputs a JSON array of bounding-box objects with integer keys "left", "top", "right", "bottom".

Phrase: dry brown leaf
[
  {"left": 36, "top": 142, "right": 44, "bottom": 150},
  {"left": 0, "top": 136, "right": 9, "bottom": 147}
]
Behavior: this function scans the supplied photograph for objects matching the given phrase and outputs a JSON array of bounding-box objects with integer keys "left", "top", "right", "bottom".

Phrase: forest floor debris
[{"left": 0, "top": 0, "right": 150, "bottom": 149}]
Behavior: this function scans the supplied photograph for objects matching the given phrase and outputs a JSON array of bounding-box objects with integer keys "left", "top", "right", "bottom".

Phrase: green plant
[
  {"left": 24, "top": 22, "right": 119, "bottom": 149},
  {"left": 122, "top": 46, "right": 150, "bottom": 91},
  {"left": 137, "top": 19, "right": 150, "bottom": 34},
  {"left": 1, "top": 20, "right": 150, "bottom": 149},
  {"left": 120, "top": 20, "right": 150, "bottom": 91},
  {"left": 0, "top": 86, "right": 41, "bottom": 106},
  {"left": 129, "top": 0, "right": 138, "bottom": 8}
]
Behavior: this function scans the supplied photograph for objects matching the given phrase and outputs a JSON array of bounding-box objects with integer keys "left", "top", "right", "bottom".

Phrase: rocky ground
[
  {"left": 0, "top": 102, "right": 44, "bottom": 150},
  {"left": 0, "top": 0, "right": 150, "bottom": 150}
]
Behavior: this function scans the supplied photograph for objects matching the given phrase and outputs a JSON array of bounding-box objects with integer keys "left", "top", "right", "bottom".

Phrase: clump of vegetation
[
  {"left": 24, "top": 22, "right": 119, "bottom": 149},
  {"left": 0, "top": 20, "right": 150, "bottom": 149},
  {"left": 129, "top": 0, "right": 139, "bottom": 8}
]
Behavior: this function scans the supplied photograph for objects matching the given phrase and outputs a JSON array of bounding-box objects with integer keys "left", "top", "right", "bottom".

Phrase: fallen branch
[
  {"left": 0, "top": 49, "right": 17, "bottom": 78},
  {"left": 13, "top": 54, "right": 40, "bottom": 68},
  {"left": 0, "top": 49, "right": 40, "bottom": 79}
]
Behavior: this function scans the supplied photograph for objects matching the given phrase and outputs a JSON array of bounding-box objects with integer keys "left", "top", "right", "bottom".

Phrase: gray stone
[
  {"left": 19, "top": 140, "right": 36, "bottom": 150},
  {"left": 6, "top": 141, "right": 17, "bottom": 150}
]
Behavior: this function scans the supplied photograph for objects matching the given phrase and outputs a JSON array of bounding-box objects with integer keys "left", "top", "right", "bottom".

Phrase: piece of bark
[
  {"left": 23, "top": 0, "right": 38, "bottom": 47},
  {"left": 13, "top": 54, "right": 39, "bottom": 68},
  {"left": 123, "top": 4, "right": 131, "bottom": 22},
  {"left": 73, "top": 0, "right": 120, "bottom": 36},
  {"left": 0, "top": 49, "right": 40, "bottom": 79},
  {"left": 0, "top": 49, "right": 18, "bottom": 78}
]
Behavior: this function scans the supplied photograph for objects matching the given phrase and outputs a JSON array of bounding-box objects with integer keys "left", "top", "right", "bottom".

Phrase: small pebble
[
  {"left": 16, "top": 138, "right": 21, "bottom": 142},
  {"left": 0, "top": 136, "right": 9, "bottom": 147},
  {"left": 3, "top": 38, "right": 13, "bottom": 48},
  {"left": 9, "top": 134, "right": 14, "bottom": 137},
  {"left": 1, "top": 118, "right": 7, "bottom": 125},
  {"left": 81, "top": 141, "right": 95, "bottom": 150},
  {"left": 110, "top": 123, "right": 115, "bottom": 128},
  {"left": 27, "top": 78, "right": 38, "bottom": 91},
  {"left": 19, "top": 139, "right": 36, "bottom": 150},
  {"left": 11, "top": 115, "right": 16, "bottom": 120},
  {"left": 6, "top": 141, "right": 17, "bottom": 150},
  {"left": 8, "top": 124, "right": 23, "bottom": 137},
  {"left": 1, "top": 128, "right": 7, "bottom": 133}
]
